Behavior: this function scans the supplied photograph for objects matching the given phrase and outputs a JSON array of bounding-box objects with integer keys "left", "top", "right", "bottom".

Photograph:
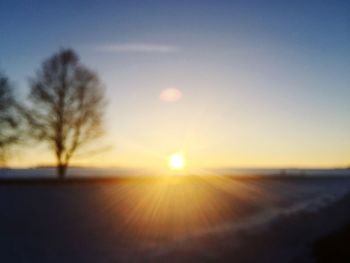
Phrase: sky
[{"left": 0, "top": 0, "right": 349, "bottom": 171}]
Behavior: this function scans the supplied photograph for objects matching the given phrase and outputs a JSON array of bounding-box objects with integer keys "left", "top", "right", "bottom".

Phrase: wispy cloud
[{"left": 95, "top": 43, "right": 180, "bottom": 53}]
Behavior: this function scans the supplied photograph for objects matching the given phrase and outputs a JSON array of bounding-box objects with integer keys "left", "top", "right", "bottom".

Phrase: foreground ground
[
  {"left": 0, "top": 176, "right": 350, "bottom": 262},
  {"left": 313, "top": 218, "right": 350, "bottom": 262}
]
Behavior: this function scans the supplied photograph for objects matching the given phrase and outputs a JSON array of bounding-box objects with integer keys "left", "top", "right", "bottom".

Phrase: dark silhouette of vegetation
[
  {"left": 23, "top": 49, "right": 106, "bottom": 179},
  {"left": 313, "top": 219, "right": 350, "bottom": 263},
  {"left": 0, "top": 72, "right": 21, "bottom": 165}
]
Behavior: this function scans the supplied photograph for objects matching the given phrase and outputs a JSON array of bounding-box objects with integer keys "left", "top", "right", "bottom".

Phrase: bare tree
[
  {"left": 0, "top": 72, "right": 20, "bottom": 165},
  {"left": 25, "top": 49, "right": 106, "bottom": 179}
]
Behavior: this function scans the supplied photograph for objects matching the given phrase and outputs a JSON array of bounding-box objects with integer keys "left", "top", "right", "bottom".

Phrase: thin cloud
[{"left": 95, "top": 43, "right": 180, "bottom": 53}]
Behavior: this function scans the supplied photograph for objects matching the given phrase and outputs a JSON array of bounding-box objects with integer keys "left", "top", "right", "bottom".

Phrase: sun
[{"left": 169, "top": 153, "right": 185, "bottom": 170}]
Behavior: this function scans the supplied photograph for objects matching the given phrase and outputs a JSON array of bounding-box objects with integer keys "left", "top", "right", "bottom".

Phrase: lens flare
[{"left": 159, "top": 88, "right": 182, "bottom": 102}]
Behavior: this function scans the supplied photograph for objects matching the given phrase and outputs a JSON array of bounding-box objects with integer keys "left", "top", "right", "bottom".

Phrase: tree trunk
[{"left": 57, "top": 163, "right": 67, "bottom": 180}]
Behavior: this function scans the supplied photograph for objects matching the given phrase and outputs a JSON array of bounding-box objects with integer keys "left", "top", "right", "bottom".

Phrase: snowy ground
[{"left": 0, "top": 176, "right": 350, "bottom": 262}]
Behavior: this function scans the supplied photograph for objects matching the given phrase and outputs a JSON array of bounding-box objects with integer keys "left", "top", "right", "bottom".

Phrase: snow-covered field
[{"left": 0, "top": 176, "right": 350, "bottom": 262}]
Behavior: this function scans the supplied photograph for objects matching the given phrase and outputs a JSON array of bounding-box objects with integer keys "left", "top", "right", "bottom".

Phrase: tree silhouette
[
  {"left": 0, "top": 72, "right": 20, "bottom": 164},
  {"left": 25, "top": 49, "right": 106, "bottom": 179}
]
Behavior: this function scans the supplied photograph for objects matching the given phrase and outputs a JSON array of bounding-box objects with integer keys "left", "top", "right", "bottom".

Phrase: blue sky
[{"left": 0, "top": 0, "right": 349, "bottom": 169}]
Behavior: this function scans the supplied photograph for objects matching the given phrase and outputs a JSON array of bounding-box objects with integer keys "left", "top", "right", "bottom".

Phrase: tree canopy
[{"left": 24, "top": 49, "right": 106, "bottom": 178}]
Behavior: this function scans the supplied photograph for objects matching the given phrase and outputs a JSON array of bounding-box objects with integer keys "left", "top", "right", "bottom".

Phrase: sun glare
[{"left": 169, "top": 153, "right": 185, "bottom": 170}]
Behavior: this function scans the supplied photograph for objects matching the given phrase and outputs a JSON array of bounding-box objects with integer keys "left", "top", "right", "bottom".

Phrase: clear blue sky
[{"left": 0, "top": 0, "right": 349, "bottom": 169}]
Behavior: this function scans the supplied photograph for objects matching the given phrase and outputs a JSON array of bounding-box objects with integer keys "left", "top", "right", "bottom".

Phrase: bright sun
[{"left": 169, "top": 153, "right": 185, "bottom": 170}]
